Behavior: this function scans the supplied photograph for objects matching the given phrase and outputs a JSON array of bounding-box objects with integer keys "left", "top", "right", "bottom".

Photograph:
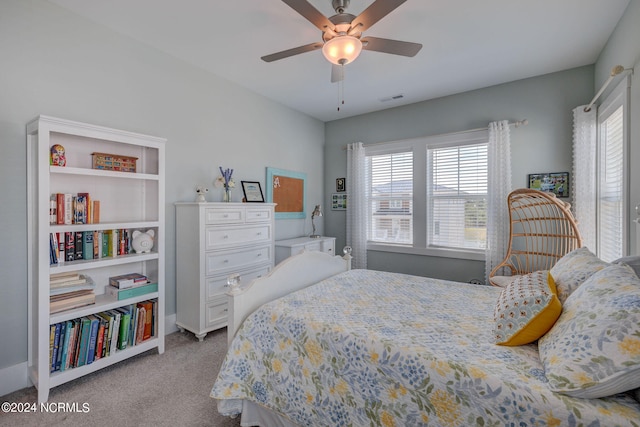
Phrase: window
[
  {"left": 597, "top": 78, "right": 629, "bottom": 262},
  {"left": 368, "top": 151, "right": 413, "bottom": 244},
  {"left": 428, "top": 143, "right": 488, "bottom": 250},
  {"left": 365, "top": 129, "right": 488, "bottom": 259}
]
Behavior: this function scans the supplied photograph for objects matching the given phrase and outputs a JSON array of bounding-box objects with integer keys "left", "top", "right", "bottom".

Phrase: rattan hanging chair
[{"left": 489, "top": 188, "right": 583, "bottom": 287}]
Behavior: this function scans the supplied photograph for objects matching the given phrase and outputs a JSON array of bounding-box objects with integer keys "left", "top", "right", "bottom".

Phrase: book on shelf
[
  {"left": 106, "top": 282, "right": 157, "bottom": 301},
  {"left": 50, "top": 323, "right": 61, "bottom": 373},
  {"left": 109, "top": 273, "right": 148, "bottom": 289},
  {"left": 50, "top": 289, "right": 95, "bottom": 314},
  {"left": 92, "top": 200, "right": 100, "bottom": 224},
  {"left": 50, "top": 196, "right": 57, "bottom": 225},
  {"left": 85, "top": 315, "right": 100, "bottom": 365},
  {"left": 108, "top": 310, "right": 122, "bottom": 356},
  {"left": 116, "top": 307, "right": 132, "bottom": 351},
  {"left": 74, "top": 317, "right": 89, "bottom": 368},
  {"left": 59, "top": 320, "right": 73, "bottom": 372},
  {"left": 50, "top": 272, "right": 95, "bottom": 296},
  {"left": 138, "top": 300, "right": 154, "bottom": 342},
  {"left": 82, "top": 231, "right": 93, "bottom": 260}
]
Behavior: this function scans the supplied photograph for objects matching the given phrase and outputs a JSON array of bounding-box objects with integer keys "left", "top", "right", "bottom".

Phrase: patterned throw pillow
[
  {"left": 538, "top": 263, "right": 640, "bottom": 398},
  {"left": 549, "top": 247, "right": 608, "bottom": 304},
  {"left": 493, "top": 270, "right": 561, "bottom": 346}
]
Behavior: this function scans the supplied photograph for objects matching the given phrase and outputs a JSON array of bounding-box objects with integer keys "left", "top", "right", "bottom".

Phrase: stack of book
[
  {"left": 49, "top": 272, "right": 96, "bottom": 314},
  {"left": 106, "top": 273, "right": 157, "bottom": 301},
  {"left": 48, "top": 299, "right": 157, "bottom": 373}
]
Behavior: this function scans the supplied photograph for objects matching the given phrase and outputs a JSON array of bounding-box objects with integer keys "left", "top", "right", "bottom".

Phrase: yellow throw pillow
[{"left": 493, "top": 270, "right": 562, "bottom": 346}]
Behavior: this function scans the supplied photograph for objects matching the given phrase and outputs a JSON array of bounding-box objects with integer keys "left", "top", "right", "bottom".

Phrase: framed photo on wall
[
  {"left": 332, "top": 193, "right": 347, "bottom": 210},
  {"left": 527, "top": 172, "right": 569, "bottom": 198},
  {"left": 336, "top": 177, "right": 346, "bottom": 192}
]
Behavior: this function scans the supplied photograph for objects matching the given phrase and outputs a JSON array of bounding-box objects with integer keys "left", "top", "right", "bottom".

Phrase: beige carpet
[{"left": 0, "top": 329, "right": 241, "bottom": 427}]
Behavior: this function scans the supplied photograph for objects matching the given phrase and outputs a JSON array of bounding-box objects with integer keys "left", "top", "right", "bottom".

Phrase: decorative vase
[{"left": 223, "top": 188, "right": 231, "bottom": 202}]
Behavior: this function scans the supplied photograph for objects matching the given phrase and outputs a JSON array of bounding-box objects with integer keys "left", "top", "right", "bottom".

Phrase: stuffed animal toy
[{"left": 131, "top": 229, "right": 155, "bottom": 253}]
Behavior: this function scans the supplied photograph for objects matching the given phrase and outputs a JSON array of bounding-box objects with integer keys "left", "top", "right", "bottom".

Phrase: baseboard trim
[
  {"left": 0, "top": 362, "right": 30, "bottom": 398},
  {"left": 1, "top": 314, "right": 179, "bottom": 398},
  {"left": 165, "top": 313, "right": 178, "bottom": 334}
]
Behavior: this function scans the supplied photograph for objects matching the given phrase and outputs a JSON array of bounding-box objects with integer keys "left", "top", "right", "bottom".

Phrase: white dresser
[
  {"left": 275, "top": 236, "right": 336, "bottom": 264},
  {"left": 175, "top": 202, "right": 275, "bottom": 341}
]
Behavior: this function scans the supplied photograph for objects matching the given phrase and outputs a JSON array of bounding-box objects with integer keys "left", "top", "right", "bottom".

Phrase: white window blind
[
  {"left": 367, "top": 151, "right": 413, "bottom": 244},
  {"left": 598, "top": 104, "right": 624, "bottom": 261},
  {"left": 428, "top": 143, "right": 488, "bottom": 250}
]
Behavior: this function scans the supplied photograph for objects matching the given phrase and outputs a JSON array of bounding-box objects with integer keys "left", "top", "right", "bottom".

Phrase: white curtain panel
[
  {"left": 572, "top": 106, "right": 597, "bottom": 252},
  {"left": 485, "top": 120, "right": 512, "bottom": 282},
  {"left": 346, "top": 142, "right": 367, "bottom": 269}
]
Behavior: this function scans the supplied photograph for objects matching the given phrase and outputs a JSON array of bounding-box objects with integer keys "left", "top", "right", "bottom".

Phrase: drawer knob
[
  {"left": 257, "top": 253, "right": 262, "bottom": 257},
  {"left": 223, "top": 214, "right": 229, "bottom": 218},
  {"left": 256, "top": 232, "right": 262, "bottom": 236},
  {"left": 223, "top": 259, "right": 229, "bottom": 263},
  {"left": 223, "top": 235, "right": 229, "bottom": 239}
]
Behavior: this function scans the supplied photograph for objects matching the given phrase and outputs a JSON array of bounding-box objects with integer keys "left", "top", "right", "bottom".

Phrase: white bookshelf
[{"left": 26, "top": 115, "right": 166, "bottom": 403}]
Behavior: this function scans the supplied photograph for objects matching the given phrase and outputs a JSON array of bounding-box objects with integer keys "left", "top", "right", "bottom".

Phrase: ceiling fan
[{"left": 261, "top": 0, "right": 422, "bottom": 82}]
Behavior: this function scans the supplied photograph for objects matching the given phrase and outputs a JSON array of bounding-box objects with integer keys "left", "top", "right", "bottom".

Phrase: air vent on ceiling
[{"left": 380, "top": 94, "right": 404, "bottom": 102}]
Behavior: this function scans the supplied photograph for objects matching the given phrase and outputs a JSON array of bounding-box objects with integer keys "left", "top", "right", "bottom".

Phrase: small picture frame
[
  {"left": 241, "top": 181, "right": 265, "bottom": 202},
  {"left": 332, "top": 193, "right": 347, "bottom": 210},
  {"left": 336, "top": 177, "right": 346, "bottom": 192},
  {"left": 527, "top": 172, "right": 569, "bottom": 198}
]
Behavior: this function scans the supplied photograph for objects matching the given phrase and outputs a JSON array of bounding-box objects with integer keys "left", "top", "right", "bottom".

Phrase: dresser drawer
[
  {"left": 205, "top": 208, "right": 244, "bottom": 224},
  {"left": 205, "top": 264, "right": 272, "bottom": 300},
  {"left": 246, "top": 208, "right": 272, "bottom": 223},
  {"left": 206, "top": 224, "right": 271, "bottom": 249},
  {"left": 206, "top": 245, "right": 271, "bottom": 274},
  {"left": 205, "top": 298, "right": 228, "bottom": 328}
]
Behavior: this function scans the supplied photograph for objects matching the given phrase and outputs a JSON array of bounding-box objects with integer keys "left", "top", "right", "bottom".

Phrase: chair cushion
[
  {"left": 493, "top": 270, "right": 561, "bottom": 346},
  {"left": 538, "top": 263, "right": 640, "bottom": 398},
  {"left": 549, "top": 247, "right": 608, "bottom": 304}
]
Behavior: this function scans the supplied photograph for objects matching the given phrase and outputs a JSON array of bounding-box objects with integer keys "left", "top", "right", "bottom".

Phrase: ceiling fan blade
[
  {"left": 261, "top": 42, "right": 324, "bottom": 62},
  {"left": 281, "top": 0, "right": 334, "bottom": 31},
  {"left": 351, "top": 0, "right": 407, "bottom": 32},
  {"left": 361, "top": 36, "right": 422, "bottom": 57},
  {"left": 331, "top": 64, "right": 344, "bottom": 83}
]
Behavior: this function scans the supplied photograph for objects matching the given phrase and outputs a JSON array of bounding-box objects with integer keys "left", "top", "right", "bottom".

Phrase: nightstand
[{"left": 275, "top": 236, "right": 336, "bottom": 264}]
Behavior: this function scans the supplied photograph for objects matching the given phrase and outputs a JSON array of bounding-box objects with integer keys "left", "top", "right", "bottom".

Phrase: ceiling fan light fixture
[{"left": 322, "top": 35, "right": 362, "bottom": 65}]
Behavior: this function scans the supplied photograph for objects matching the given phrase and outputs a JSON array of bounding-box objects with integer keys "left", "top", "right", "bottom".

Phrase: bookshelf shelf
[
  {"left": 49, "top": 337, "right": 160, "bottom": 388},
  {"left": 27, "top": 115, "right": 166, "bottom": 403},
  {"left": 50, "top": 165, "right": 160, "bottom": 181},
  {"left": 50, "top": 221, "right": 161, "bottom": 233},
  {"left": 49, "top": 252, "right": 160, "bottom": 274},
  {"left": 50, "top": 292, "right": 160, "bottom": 324}
]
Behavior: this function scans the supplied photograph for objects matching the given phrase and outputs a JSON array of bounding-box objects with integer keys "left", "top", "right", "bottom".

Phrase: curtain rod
[
  {"left": 584, "top": 65, "right": 633, "bottom": 112},
  {"left": 345, "top": 119, "right": 528, "bottom": 150}
]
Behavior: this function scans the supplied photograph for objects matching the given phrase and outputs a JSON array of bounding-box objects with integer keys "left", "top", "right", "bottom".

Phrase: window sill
[{"left": 366, "top": 243, "right": 485, "bottom": 261}]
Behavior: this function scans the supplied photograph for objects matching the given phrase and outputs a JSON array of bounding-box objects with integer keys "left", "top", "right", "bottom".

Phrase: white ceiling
[{"left": 48, "top": 0, "right": 630, "bottom": 122}]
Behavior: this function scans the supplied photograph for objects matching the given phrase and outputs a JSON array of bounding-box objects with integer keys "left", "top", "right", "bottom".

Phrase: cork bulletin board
[{"left": 266, "top": 167, "right": 306, "bottom": 219}]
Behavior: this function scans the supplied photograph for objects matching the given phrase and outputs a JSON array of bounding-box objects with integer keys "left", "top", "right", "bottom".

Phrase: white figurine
[{"left": 195, "top": 185, "right": 208, "bottom": 203}]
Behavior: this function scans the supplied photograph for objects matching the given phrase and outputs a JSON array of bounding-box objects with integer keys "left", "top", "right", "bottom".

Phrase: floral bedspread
[{"left": 211, "top": 269, "right": 640, "bottom": 426}]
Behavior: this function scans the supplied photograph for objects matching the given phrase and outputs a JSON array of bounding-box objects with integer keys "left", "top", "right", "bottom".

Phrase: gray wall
[
  {"left": 596, "top": 0, "right": 640, "bottom": 255},
  {"left": 324, "top": 66, "right": 595, "bottom": 283},
  {"left": 0, "top": 0, "right": 324, "bottom": 374}
]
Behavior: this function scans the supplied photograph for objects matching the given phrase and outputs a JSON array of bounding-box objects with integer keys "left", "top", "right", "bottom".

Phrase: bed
[{"left": 211, "top": 249, "right": 640, "bottom": 426}]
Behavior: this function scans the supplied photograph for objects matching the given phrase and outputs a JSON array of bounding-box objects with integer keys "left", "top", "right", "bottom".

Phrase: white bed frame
[
  {"left": 222, "top": 249, "right": 352, "bottom": 426},
  {"left": 226, "top": 248, "right": 352, "bottom": 345}
]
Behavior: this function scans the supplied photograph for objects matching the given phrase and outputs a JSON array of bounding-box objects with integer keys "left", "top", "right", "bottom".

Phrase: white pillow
[
  {"left": 549, "top": 247, "right": 608, "bottom": 304},
  {"left": 539, "top": 263, "right": 640, "bottom": 398}
]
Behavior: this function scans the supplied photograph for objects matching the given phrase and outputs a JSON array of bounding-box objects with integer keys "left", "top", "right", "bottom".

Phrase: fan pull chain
[{"left": 337, "top": 64, "right": 345, "bottom": 111}]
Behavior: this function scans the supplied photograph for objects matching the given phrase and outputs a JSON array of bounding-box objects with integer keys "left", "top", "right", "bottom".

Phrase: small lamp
[{"left": 310, "top": 205, "right": 323, "bottom": 238}]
